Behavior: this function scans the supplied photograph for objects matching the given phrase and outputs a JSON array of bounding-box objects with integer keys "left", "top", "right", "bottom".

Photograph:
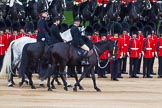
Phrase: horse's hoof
[
  {"left": 31, "top": 86, "right": 36, "bottom": 89},
  {"left": 57, "top": 82, "right": 62, "bottom": 85},
  {"left": 19, "top": 82, "right": 23, "bottom": 87},
  {"left": 52, "top": 86, "right": 56, "bottom": 89},
  {"left": 79, "top": 86, "right": 84, "bottom": 90},
  {"left": 25, "top": 80, "right": 29, "bottom": 85},
  {"left": 73, "top": 88, "right": 77, "bottom": 92},
  {"left": 64, "top": 87, "right": 68, "bottom": 91},
  {"left": 67, "top": 84, "right": 73, "bottom": 88},
  {"left": 96, "top": 88, "right": 101, "bottom": 92},
  {"left": 8, "top": 84, "right": 14, "bottom": 87},
  {"left": 48, "top": 88, "right": 53, "bottom": 91},
  {"left": 40, "top": 84, "right": 45, "bottom": 88}
]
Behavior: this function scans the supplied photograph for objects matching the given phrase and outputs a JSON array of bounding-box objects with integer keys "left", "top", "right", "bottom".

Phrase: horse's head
[
  {"left": 143, "top": 0, "right": 152, "bottom": 10},
  {"left": 157, "top": 2, "right": 162, "bottom": 19}
]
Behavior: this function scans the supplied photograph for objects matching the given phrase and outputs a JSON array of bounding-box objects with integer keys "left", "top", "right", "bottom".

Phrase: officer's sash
[{"left": 60, "top": 29, "right": 73, "bottom": 42}]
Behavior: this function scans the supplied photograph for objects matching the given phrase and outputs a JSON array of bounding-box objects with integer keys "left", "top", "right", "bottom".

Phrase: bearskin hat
[
  {"left": 143, "top": 25, "right": 152, "bottom": 38},
  {"left": 135, "top": 21, "right": 143, "bottom": 31},
  {"left": 99, "top": 27, "right": 107, "bottom": 37},
  {"left": 0, "top": 20, "right": 6, "bottom": 31},
  {"left": 4, "top": 19, "right": 11, "bottom": 30},
  {"left": 110, "top": 22, "right": 122, "bottom": 35},
  {"left": 85, "top": 26, "right": 94, "bottom": 36},
  {"left": 147, "top": 21, "right": 156, "bottom": 32},
  {"left": 158, "top": 26, "right": 162, "bottom": 37},
  {"left": 19, "top": 21, "right": 26, "bottom": 30},
  {"left": 12, "top": 21, "right": 20, "bottom": 32},
  {"left": 130, "top": 26, "right": 138, "bottom": 36},
  {"left": 121, "top": 21, "right": 130, "bottom": 32},
  {"left": 24, "top": 21, "right": 34, "bottom": 33},
  {"left": 93, "top": 23, "right": 101, "bottom": 32}
]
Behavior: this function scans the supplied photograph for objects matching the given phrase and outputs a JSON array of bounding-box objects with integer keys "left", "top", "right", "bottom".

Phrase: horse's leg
[
  {"left": 73, "top": 66, "right": 89, "bottom": 92},
  {"left": 51, "top": 65, "right": 58, "bottom": 89},
  {"left": 8, "top": 72, "right": 14, "bottom": 87},
  {"left": 90, "top": 67, "right": 101, "bottom": 92},
  {"left": 26, "top": 72, "right": 36, "bottom": 89},
  {"left": 71, "top": 66, "right": 84, "bottom": 90},
  {"left": 47, "top": 64, "right": 53, "bottom": 91},
  {"left": 59, "top": 62, "right": 68, "bottom": 91}
]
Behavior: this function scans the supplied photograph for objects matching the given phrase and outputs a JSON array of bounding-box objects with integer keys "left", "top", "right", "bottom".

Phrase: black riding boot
[{"left": 81, "top": 51, "right": 90, "bottom": 66}]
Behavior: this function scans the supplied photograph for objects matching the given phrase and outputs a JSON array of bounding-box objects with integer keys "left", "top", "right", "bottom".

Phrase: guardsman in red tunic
[
  {"left": 4, "top": 19, "right": 12, "bottom": 51},
  {"left": 0, "top": 20, "right": 7, "bottom": 69},
  {"left": 121, "top": 22, "right": 130, "bottom": 74},
  {"left": 11, "top": 22, "right": 20, "bottom": 41},
  {"left": 150, "top": 29, "right": 158, "bottom": 75},
  {"left": 136, "top": 22, "right": 144, "bottom": 74},
  {"left": 142, "top": 26, "right": 154, "bottom": 78},
  {"left": 156, "top": 26, "right": 162, "bottom": 78},
  {"left": 96, "top": 27, "right": 109, "bottom": 78},
  {"left": 128, "top": 26, "right": 141, "bottom": 78},
  {"left": 92, "top": 23, "right": 101, "bottom": 43},
  {"left": 109, "top": 22, "right": 123, "bottom": 81}
]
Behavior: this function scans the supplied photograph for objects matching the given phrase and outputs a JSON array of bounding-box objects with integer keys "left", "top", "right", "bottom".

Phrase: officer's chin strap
[{"left": 93, "top": 45, "right": 109, "bottom": 69}]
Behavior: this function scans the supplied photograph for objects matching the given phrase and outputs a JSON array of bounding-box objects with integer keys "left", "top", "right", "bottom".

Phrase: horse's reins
[{"left": 93, "top": 45, "right": 110, "bottom": 69}]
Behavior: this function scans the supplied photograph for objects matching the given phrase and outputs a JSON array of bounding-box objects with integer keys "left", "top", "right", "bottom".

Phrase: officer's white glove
[
  {"left": 104, "top": 4, "right": 107, "bottom": 7},
  {"left": 41, "top": 38, "right": 45, "bottom": 41},
  {"left": 142, "top": 51, "right": 144, "bottom": 56},
  {"left": 127, "top": 52, "right": 130, "bottom": 57}
]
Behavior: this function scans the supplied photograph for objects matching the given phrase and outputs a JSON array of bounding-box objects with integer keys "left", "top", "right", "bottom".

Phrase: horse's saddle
[{"left": 77, "top": 48, "right": 93, "bottom": 58}]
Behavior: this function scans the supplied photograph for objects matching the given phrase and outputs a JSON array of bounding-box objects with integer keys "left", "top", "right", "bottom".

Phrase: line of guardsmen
[
  {"left": 70, "top": 20, "right": 162, "bottom": 81},
  {"left": 0, "top": 19, "right": 38, "bottom": 69}
]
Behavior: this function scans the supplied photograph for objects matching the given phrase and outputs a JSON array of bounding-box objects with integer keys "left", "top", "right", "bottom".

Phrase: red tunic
[
  {"left": 151, "top": 35, "right": 158, "bottom": 53},
  {"left": 4, "top": 33, "right": 11, "bottom": 51},
  {"left": 121, "top": 34, "right": 130, "bottom": 54},
  {"left": 129, "top": 38, "right": 140, "bottom": 58},
  {"left": 109, "top": 36, "right": 124, "bottom": 59},
  {"left": 138, "top": 35, "right": 144, "bottom": 53},
  {"left": 30, "top": 34, "right": 37, "bottom": 39},
  {"left": 0, "top": 35, "right": 7, "bottom": 55},
  {"left": 157, "top": 37, "right": 162, "bottom": 57},
  {"left": 143, "top": 38, "right": 154, "bottom": 58},
  {"left": 11, "top": 34, "right": 20, "bottom": 41},
  {"left": 18, "top": 33, "right": 26, "bottom": 38},
  {"left": 91, "top": 35, "right": 101, "bottom": 43},
  {"left": 149, "top": 0, "right": 157, "bottom": 2}
]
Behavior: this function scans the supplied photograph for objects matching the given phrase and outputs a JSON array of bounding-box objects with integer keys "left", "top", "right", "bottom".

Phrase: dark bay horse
[
  {"left": 18, "top": 42, "right": 51, "bottom": 90},
  {"left": 47, "top": 40, "right": 117, "bottom": 92}
]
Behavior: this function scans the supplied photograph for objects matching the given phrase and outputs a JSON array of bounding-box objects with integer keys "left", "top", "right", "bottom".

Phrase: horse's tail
[
  {"left": 19, "top": 43, "right": 30, "bottom": 78},
  {"left": 0, "top": 41, "right": 15, "bottom": 77}
]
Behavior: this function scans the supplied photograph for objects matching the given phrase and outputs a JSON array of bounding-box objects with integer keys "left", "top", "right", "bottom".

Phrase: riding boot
[{"left": 81, "top": 51, "right": 90, "bottom": 66}]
